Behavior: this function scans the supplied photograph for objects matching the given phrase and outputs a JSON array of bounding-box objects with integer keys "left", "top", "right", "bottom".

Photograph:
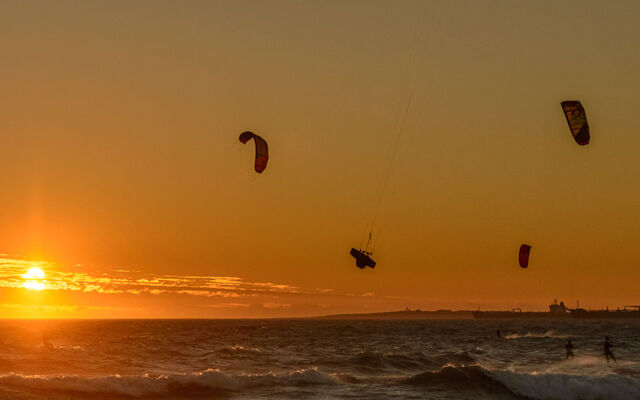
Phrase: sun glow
[{"left": 23, "top": 267, "right": 46, "bottom": 291}]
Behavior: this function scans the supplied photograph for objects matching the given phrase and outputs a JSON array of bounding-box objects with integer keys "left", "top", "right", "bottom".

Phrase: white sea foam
[
  {"left": 0, "top": 368, "right": 338, "bottom": 397},
  {"left": 229, "top": 345, "right": 262, "bottom": 353},
  {"left": 504, "top": 330, "right": 569, "bottom": 339},
  {"left": 541, "top": 354, "right": 637, "bottom": 378},
  {"left": 406, "top": 364, "right": 640, "bottom": 400},
  {"left": 489, "top": 369, "right": 640, "bottom": 400}
]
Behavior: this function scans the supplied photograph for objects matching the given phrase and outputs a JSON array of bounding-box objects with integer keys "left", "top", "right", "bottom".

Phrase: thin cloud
[
  {"left": 202, "top": 303, "right": 251, "bottom": 309},
  {"left": 261, "top": 302, "right": 292, "bottom": 309},
  {"left": 0, "top": 257, "right": 327, "bottom": 299},
  {"left": 0, "top": 303, "right": 124, "bottom": 313}
]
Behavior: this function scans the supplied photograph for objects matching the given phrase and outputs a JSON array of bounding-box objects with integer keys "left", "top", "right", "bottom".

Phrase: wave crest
[
  {"left": 403, "top": 365, "right": 640, "bottom": 400},
  {"left": 0, "top": 368, "right": 338, "bottom": 397},
  {"left": 404, "top": 366, "right": 523, "bottom": 398},
  {"left": 490, "top": 370, "right": 640, "bottom": 400}
]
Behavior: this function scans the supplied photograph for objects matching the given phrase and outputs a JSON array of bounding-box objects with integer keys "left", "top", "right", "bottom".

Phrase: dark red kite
[
  {"left": 239, "top": 131, "right": 269, "bottom": 173},
  {"left": 519, "top": 244, "right": 531, "bottom": 268}
]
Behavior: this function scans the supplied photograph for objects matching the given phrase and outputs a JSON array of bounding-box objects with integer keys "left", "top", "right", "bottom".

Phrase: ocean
[{"left": 0, "top": 319, "right": 638, "bottom": 399}]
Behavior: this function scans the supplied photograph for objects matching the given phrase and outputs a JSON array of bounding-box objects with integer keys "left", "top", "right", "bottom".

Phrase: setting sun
[{"left": 22, "top": 267, "right": 46, "bottom": 291}]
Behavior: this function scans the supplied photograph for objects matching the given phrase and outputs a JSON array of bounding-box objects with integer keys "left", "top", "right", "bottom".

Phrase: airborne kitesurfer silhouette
[{"left": 350, "top": 233, "right": 376, "bottom": 269}]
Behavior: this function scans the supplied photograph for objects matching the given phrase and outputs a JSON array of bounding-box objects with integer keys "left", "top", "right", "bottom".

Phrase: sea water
[{"left": 0, "top": 319, "right": 638, "bottom": 399}]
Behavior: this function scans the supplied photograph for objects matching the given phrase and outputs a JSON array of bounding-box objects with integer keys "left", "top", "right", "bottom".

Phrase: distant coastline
[
  {"left": 307, "top": 309, "right": 474, "bottom": 320},
  {"left": 307, "top": 301, "right": 640, "bottom": 320}
]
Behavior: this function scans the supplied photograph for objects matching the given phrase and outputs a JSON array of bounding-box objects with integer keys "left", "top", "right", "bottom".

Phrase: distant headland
[
  {"left": 307, "top": 301, "right": 640, "bottom": 320},
  {"left": 308, "top": 308, "right": 474, "bottom": 320}
]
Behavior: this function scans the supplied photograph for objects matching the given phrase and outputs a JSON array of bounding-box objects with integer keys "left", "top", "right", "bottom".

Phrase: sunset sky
[{"left": 2, "top": 1, "right": 640, "bottom": 318}]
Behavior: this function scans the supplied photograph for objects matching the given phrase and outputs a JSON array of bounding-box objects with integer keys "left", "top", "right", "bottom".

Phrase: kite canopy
[
  {"left": 519, "top": 244, "right": 531, "bottom": 268},
  {"left": 561, "top": 101, "right": 590, "bottom": 145},
  {"left": 239, "top": 131, "right": 269, "bottom": 173}
]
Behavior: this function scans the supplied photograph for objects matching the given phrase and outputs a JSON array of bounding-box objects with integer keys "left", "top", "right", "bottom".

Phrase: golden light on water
[{"left": 23, "top": 267, "right": 46, "bottom": 291}]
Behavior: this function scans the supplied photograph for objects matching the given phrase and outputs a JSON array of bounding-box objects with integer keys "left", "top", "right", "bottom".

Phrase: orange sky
[{"left": 1, "top": 1, "right": 640, "bottom": 318}]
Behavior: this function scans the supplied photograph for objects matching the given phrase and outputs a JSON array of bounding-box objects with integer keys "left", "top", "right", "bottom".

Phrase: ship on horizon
[
  {"left": 570, "top": 305, "right": 640, "bottom": 319},
  {"left": 473, "top": 299, "right": 570, "bottom": 319}
]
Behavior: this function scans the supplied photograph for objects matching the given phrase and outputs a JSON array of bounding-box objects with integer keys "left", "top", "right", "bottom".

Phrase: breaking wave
[
  {"left": 490, "top": 369, "right": 640, "bottom": 400},
  {"left": 404, "top": 366, "right": 526, "bottom": 398},
  {"left": 2, "top": 366, "right": 640, "bottom": 399},
  {"left": 0, "top": 368, "right": 339, "bottom": 398},
  {"left": 404, "top": 365, "right": 640, "bottom": 400}
]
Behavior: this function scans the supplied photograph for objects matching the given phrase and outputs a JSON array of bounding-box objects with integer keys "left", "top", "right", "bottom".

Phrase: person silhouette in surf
[
  {"left": 604, "top": 336, "right": 616, "bottom": 363},
  {"left": 42, "top": 335, "right": 54, "bottom": 351},
  {"left": 565, "top": 339, "right": 574, "bottom": 360},
  {"left": 496, "top": 329, "right": 501, "bottom": 338}
]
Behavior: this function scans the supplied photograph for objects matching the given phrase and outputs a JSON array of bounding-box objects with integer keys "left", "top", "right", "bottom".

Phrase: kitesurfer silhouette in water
[
  {"left": 604, "top": 337, "right": 616, "bottom": 363},
  {"left": 42, "top": 335, "right": 54, "bottom": 351},
  {"left": 565, "top": 340, "right": 574, "bottom": 360}
]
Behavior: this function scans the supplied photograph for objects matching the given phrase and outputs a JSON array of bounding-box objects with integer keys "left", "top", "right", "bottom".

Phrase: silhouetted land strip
[
  {"left": 308, "top": 309, "right": 474, "bottom": 320},
  {"left": 307, "top": 302, "right": 640, "bottom": 320}
]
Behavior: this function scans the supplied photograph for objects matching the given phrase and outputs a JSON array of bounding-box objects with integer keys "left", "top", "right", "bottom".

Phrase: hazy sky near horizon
[{"left": 2, "top": 0, "right": 640, "bottom": 317}]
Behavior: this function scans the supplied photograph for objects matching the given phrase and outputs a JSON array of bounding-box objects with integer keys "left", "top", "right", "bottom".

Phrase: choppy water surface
[{"left": 0, "top": 319, "right": 639, "bottom": 399}]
